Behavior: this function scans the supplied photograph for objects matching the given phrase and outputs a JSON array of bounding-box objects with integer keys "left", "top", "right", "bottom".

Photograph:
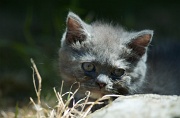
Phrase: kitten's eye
[
  {"left": 111, "top": 68, "right": 125, "bottom": 78},
  {"left": 82, "top": 62, "right": 95, "bottom": 72}
]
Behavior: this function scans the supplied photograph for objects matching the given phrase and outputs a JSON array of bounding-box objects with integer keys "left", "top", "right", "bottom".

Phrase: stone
[{"left": 87, "top": 94, "right": 180, "bottom": 118}]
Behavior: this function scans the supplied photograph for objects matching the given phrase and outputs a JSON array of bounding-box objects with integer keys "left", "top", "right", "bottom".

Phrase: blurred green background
[{"left": 0, "top": 0, "right": 180, "bottom": 108}]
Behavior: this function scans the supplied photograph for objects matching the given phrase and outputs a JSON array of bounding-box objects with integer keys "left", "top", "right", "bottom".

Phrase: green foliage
[{"left": 15, "top": 103, "right": 19, "bottom": 118}]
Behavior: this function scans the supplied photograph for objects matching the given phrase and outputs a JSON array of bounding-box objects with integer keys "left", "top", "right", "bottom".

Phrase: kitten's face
[{"left": 59, "top": 12, "right": 153, "bottom": 99}]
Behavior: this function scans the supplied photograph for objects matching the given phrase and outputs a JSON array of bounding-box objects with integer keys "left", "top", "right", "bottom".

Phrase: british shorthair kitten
[{"left": 58, "top": 12, "right": 180, "bottom": 100}]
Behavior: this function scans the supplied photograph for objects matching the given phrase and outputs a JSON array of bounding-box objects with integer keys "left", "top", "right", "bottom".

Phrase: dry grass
[{"left": 0, "top": 58, "right": 120, "bottom": 118}]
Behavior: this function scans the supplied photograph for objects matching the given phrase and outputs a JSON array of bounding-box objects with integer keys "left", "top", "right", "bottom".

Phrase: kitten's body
[
  {"left": 59, "top": 12, "right": 180, "bottom": 100},
  {"left": 143, "top": 41, "right": 180, "bottom": 95}
]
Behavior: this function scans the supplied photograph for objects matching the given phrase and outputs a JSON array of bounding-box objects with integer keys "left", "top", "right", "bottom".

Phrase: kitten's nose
[
  {"left": 97, "top": 82, "right": 106, "bottom": 89},
  {"left": 96, "top": 74, "right": 108, "bottom": 89}
]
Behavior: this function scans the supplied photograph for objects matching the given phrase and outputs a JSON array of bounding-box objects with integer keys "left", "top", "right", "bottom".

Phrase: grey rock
[{"left": 87, "top": 94, "right": 180, "bottom": 118}]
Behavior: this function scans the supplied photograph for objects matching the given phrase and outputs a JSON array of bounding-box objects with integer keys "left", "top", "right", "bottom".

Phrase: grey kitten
[{"left": 59, "top": 12, "right": 154, "bottom": 99}]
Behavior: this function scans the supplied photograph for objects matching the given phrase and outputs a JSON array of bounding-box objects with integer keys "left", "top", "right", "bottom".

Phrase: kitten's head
[{"left": 59, "top": 12, "right": 153, "bottom": 99}]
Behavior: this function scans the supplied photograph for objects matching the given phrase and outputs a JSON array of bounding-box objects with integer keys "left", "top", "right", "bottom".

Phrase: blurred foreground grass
[{"left": 0, "top": 59, "right": 118, "bottom": 118}]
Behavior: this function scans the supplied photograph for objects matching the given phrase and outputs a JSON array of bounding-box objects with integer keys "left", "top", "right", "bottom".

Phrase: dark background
[{"left": 0, "top": 0, "right": 180, "bottom": 108}]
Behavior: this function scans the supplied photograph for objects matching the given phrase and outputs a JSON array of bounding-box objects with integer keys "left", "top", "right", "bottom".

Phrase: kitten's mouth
[
  {"left": 81, "top": 84, "right": 129, "bottom": 95},
  {"left": 80, "top": 83, "right": 114, "bottom": 94},
  {"left": 79, "top": 85, "right": 109, "bottom": 99},
  {"left": 79, "top": 79, "right": 107, "bottom": 90}
]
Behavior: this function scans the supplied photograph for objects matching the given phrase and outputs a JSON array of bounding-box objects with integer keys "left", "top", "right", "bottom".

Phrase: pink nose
[
  {"left": 96, "top": 74, "right": 108, "bottom": 89},
  {"left": 97, "top": 82, "right": 106, "bottom": 89}
]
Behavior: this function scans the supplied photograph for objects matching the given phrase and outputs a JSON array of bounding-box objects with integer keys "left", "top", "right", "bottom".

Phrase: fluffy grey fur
[{"left": 59, "top": 12, "right": 154, "bottom": 99}]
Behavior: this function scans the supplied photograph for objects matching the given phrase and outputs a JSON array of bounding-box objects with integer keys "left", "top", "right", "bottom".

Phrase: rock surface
[{"left": 87, "top": 94, "right": 180, "bottom": 118}]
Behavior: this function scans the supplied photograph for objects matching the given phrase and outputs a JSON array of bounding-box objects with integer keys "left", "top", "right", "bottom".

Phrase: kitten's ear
[
  {"left": 128, "top": 30, "right": 153, "bottom": 57},
  {"left": 65, "top": 12, "right": 89, "bottom": 44}
]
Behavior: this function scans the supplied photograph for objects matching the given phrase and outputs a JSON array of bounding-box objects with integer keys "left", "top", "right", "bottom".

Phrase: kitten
[{"left": 58, "top": 12, "right": 179, "bottom": 100}]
